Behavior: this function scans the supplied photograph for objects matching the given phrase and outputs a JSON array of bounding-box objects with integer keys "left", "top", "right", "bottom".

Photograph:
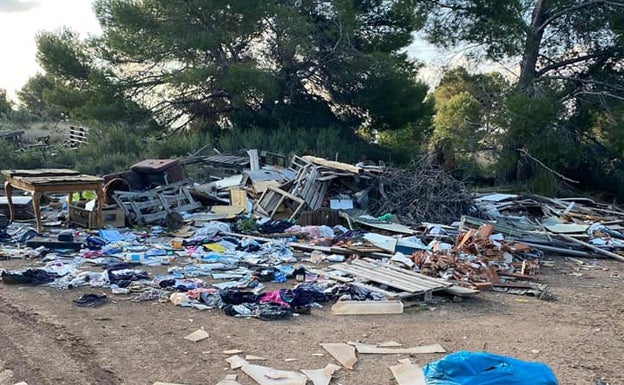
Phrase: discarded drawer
[{"left": 69, "top": 205, "right": 125, "bottom": 228}]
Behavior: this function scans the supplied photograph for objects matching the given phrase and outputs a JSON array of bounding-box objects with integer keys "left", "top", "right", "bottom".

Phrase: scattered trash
[
  {"left": 184, "top": 328, "right": 210, "bottom": 342},
  {"left": 1, "top": 153, "right": 622, "bottom": 332},
  {"left": 73, "top": 293, "right": 108, "bottom": 307}
]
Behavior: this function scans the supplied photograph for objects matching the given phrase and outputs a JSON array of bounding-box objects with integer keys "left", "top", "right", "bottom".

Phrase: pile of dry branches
[{"left": 368, "top": 156, "right": 474, "bottom": 225}]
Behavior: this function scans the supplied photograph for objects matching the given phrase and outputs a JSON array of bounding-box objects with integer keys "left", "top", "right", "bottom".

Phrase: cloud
[{"left": 0, "top": 0, "right": 40, "bottom": 13}]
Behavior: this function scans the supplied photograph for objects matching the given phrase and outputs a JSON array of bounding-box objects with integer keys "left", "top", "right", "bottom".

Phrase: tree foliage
[
  {"left": 423, "top": 0, "right": 624, "bottom": 192},
  {"left": 18, "top": 28, "right": 154, "bottom": 126},
  {"left": 429, "top": 68, "right": 509, "bottom": 177},
  {"left": 424, "top": 0, "right": 624, "bottom": 92},
  {"left": 84, "top": 0, "right": 432, "bottom": 136}
]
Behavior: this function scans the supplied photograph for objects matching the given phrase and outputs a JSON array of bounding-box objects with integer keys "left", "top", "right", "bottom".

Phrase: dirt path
[
  {"left": 0, "top": 297, "right": 121, "bottom": 385},
  {"left": 0, "top": 257, "right": 621, "bottom": 385}
]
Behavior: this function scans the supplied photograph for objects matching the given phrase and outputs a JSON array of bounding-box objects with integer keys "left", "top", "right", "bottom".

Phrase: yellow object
[
  {"left": 203, "top": 243, "right": 226, "bottom": 253},
  {"left": 70, "top": 191, "right": 97, "bottom": 202}
]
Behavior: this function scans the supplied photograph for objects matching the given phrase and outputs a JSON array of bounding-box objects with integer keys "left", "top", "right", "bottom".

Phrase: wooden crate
[{"left": 68, "top": 205, "right": 125, "bottom": 228}]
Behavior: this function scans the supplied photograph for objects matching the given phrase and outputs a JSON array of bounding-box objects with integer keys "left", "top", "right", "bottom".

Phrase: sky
[
  {"left": 0, "top": 0, "right": 499, "bottom": 101},
  {"left": 0, "top": 0, "right": 101, "bottom": 99}
]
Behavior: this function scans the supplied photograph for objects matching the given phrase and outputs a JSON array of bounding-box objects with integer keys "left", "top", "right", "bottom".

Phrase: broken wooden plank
[
  {"left": 301, "top": 155, "right": 361, "bottom": 174},
  {"left": 358, "top": 259, "right": 452, "bottom": 288},
  {"left": 300, "top": 364, "right": 341, "bottom": 385},
  {"left": 320, "top": 343, "right": 357, "bottom": 369},
  {"left": 389, "top": 362, "right": 426, "bottom": 385},
  {"left": 331, "top": 301, "right": 403, "bottom": 315},
  {"left": 352, "top": 343, "right": 446, "bottom": 355}
]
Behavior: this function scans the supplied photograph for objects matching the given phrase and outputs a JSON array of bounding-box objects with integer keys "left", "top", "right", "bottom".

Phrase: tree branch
[
  {"left": 536, "top": 51, "right": 608, "bottom": 77},
  {"left": 538, "top": 0, "right": 624, "bottom": 32},
  {"left": 518, "top": 148, "right": 580, "bottom": 184}
]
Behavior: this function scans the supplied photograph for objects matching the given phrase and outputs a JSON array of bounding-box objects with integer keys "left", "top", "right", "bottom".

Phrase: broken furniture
[
  {"left": 252, "top": 155, "right": 375, "bottom": 220},
  {"left": 2, "top": 169, "right": 104, "bottom": 233},
  {"left": 102, "top": 158, "right": 185, "bottom": 203}
]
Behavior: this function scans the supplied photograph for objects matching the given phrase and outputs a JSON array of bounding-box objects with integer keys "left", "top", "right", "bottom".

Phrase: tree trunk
[{"left": 518, "top": 0, "right": 548, "bottom": 92}]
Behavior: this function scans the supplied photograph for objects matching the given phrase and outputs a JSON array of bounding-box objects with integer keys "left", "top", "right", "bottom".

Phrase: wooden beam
[{"left": 332, "top": 301, "right": 404, "bottom": 315}]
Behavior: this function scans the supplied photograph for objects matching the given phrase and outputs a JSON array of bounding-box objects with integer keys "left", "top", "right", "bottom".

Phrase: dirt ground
[{"left": 0, "top": 255, "right": 622, "bottom": 385}]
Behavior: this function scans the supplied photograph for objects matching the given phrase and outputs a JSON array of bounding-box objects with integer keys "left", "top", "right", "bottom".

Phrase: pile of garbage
[{"left": 1, "top": 151, "right": 624, "bottom": 319}]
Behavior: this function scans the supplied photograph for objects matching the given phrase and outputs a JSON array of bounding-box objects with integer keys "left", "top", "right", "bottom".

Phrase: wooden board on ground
[
  {"left": 320, "top": 343, "right": 357, "bottom": 369},
  {"left": 330, "top": 259, "right": 450, "bottom": 295},
  {"left": 352, "top": 343, "right": 446, "bottom": 355},
  {"left": 389, "top": 363, "right": 426, "bottom": 385},
  {"left": 331, "top": 301, "right": 403, "bottom": 315}
]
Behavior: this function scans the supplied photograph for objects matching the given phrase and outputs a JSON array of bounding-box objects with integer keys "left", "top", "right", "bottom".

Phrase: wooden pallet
[
  {"left": 289, "top": 163, "right": 329, "bottom": 210},
  {"left": 329, "top": 259, "right": 451, "bottom": 298},
  {"left": 253, "top": 185, "right": 306, "bottom": 220},
  {"left": 68, "top": 126, "right": 89, "bottom": 147},
  {"left": 113, "top": 184, "right": 201, "bottom": 225}
]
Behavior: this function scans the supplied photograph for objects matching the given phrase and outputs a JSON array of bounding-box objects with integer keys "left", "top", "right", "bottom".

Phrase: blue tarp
[{"left": 423, "top": 351, "right": 559, "bottom": 385}]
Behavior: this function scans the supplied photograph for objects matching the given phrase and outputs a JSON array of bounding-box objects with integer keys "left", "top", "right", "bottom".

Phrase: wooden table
[{"left": 2, "top": 169, "right": 104, "bottom": 233}]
